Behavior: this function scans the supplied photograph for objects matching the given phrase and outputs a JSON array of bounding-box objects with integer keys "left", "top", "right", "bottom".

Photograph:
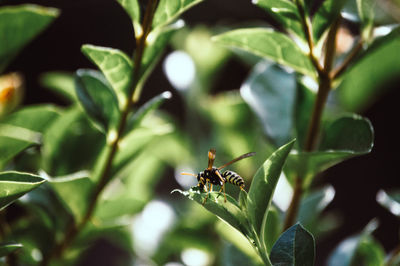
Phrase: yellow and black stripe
[{"left": 222, "top": 170, "right": 245, "bottom": 189}]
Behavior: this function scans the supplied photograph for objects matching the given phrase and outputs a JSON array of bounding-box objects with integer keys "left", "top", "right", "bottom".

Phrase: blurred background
[{"left": 2, "top": 0, "right": 400, "bottom": 265}]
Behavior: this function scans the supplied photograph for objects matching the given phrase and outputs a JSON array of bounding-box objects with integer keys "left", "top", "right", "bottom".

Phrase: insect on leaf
[{"left": 174, "top": 188, "right": 253, "bottom": 239}]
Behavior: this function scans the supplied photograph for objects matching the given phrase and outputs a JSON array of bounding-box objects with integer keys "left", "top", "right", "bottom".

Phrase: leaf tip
[
  {"left": 171, "top": 188, "right": 183, "bottom": 194},
  {"left": 162, "top": 91, "right": 173, "bottom": 100}
]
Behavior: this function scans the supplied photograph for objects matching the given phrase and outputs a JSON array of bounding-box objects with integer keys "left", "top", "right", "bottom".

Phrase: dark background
[{"left": 2, "top": 0, "right": 400, "bottom": 264}]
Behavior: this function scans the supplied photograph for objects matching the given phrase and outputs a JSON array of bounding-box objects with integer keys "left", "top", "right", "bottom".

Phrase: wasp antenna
[{"left": 181, "top": 172, "right": 197, "bottom": 176}]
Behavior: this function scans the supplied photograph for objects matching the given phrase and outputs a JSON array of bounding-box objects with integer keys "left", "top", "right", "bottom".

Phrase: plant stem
[
  {"left": 294, "top": 0, "right": 323, "bottom": 75},
  {"left": 40, "top": 1, "right": 158, "bottom": 265},
  {"left": 331, "top": 38, "right": 363, "bottom": 79},
  {"left": 282, "top": 17, "right": 340, "bottom": 231}
]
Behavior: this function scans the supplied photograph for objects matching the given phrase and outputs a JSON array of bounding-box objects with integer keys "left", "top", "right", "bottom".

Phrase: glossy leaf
[
  {"left": 240, "top": 61, "right": 296, "bottom": 146},
  {"left": 0, "top": 4, "right": 59, "bottom": 72},
  {"left": 42, "top": 107, "right": 104, "bottom": 176},
  {"left": 152, "top": 0, "right": 203, "bottom": 30},
  {"left": 0, "top": 105, "right": 60, "bottom": 168},
  {"left": 297, "top": 186, "right": 335, "bottom": 234},
  {"left": 247, "top": 140, "right": 295, "bottom": 235},
  {"left": 116, "top": 0, "right": 141, "bottom": 38},
  {"left": 174, "top": 188, "right": 252, "bottom": 238},
  {"left": 270, "top": 223, "right": 315, "bottom": 266},
  {"left": 352, "top": 236, "right": 385, "bottom": 266},
  {"left": 125, "top": 91, "right": 172, "bottom": 134},
  {"left": 261, "top": 206, "right": 281, "bottom": 253},
  {"left": 254, "top": 0, "right": 305, "bottom": 39},
  {"left": 19, "top": 184, "right": 71, "bottom": 232},
  {"left": 112, "top": 114, "right": 174, "bottom": 175},
  {"left": 0, "top": 171, "right": 46, "bottom": 210},
  {"left": 213, "top": 28, "right": 315, "bottom": 77},
  {"left": 0, "top": 105, "right": 60, "bottom": 132},
  {"left": 138, "top": 20, "right": 184, "bottom": 94},
  {"left": 285, "top": 114, "right": 373, "bottom": 184},
  {"left": 40, "top": 71, "right": 77, "bottom": 103},
  {"left": 312, "top": 0, "right": 347, "bottom": 42},
  {"left": 328, "top": 234, "right": 384, "bottom": 266},
  {"left": 75, "top": 69, "right": 120, "bottom": 133},
  {"left": 0, "top": 242, "right": 23, "bottom": 257},
  {"left": 222, "top": 242, "right": 261, "bottom": 266},
  {"left": 376, "top": 189, "right": 400, "bottom": 217},
  {"left": 96, "top": 151, "right": 165, "bottom": 221},
  {"left": 319, "top": 115, "right": 374, "bottom": 152},
  {"left": 218, "top": 223, "right": 263, "bottom": 266},
  {"left": 49, "top": 172, "right": 94, "bottom": 223},
  {"left": 0, "top": 124, "right": 40, "bottom": 168},
  {"left": 81, "top": 44, "right": 133, "bottom": 107},
  {"left": 338, "top": 36, "right": 400, "bottom": 112}
]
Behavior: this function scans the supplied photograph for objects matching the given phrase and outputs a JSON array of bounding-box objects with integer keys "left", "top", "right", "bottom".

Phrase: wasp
[{"left": 182, "top": 149, "right": 255, "bottom": 204}]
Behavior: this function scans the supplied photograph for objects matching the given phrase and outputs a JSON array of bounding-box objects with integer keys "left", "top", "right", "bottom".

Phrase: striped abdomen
[{"left": 222, "top": 170, "right": 245, "bottom": 189}]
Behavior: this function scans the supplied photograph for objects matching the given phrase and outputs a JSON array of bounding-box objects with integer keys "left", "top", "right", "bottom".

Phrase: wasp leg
[{"left": 202, "top": 182, "right": 211, "bottom": 205}]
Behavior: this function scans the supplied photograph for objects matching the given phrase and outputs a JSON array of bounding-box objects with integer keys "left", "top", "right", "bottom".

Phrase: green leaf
[
  {"left": 0, "top": 105, "right": 60, "bottom": 168},
  {"left": 270, "top": 223, "right": 315, "bottom": 266},
  {"left": 81, "top": 44, "right": 133, "bottom": 108},
  {"left": 125, "top": 91, "right": 172, "bottom": 134},
  {"left": 75, "top": 69, "right": 120, "bottom": 133},
  {"left": 328, "top": 233, "right": 384, "bottom": 266},
  {"left": 319, "top": 114, "right": 374, "bottom": 152},
  {"left": 112, "top": 114, "right": 174, "bottom": 175},
  {"left": 0, "top": 105, "right": 61, "bottom": 132},
  {"left": 96, "top": 151, "right": 165, "bottom": 221},
  {"left": 152, "top": 0, "right": 203, "bottom": 30},
  {"left": 40, "top": 71, "right": 77, "bottom": 103},
  {"left": 352, "top": 235, "right": 385, "bottom": 266},
  {"left": 240, "top": 62, "right": 296, "bottom": 146},
  {"left": 338, "top": 36, "right": 400, "bottom": 112},
  {"left": 174, "top": 188, "right": 252, "bottom": 238},
  {"left": 116, "top": 0, "right": 141, "bottom": 38},
  {"left": 247, "top": 140, "right": 295, "bottom": 235},
  {"left": 137, "top": 20, "right": 184, "bottom": 96},
  {"left": 261, "top": 206, "right": 281, "bottom": 253},
  {"left": 213, "top": 28, "right": 315, "bottom": 77},
  {"left": 312, "top": 0, "right": 347, "bottom": 42},
  {"left": 48, "top": 172, "right": 94, "bottom": 223},
  {"left": 254, "top": 0, "right": 305, "bottom": 39},
  {"left": 0, "top": 171, "right": 46, "bottom": 210},
  {"left": 0, "top": 124, "right": 40, "bottom": 168},
  {"left": 357, "top": 0, "right": 375, "bottom": 40},
  {"left": 376, "top": 189, "right": 400, "bottom": 217},
  {"left": 0, "top": 242, "right": 23, "bottom": 257},
  {"left": 0, "top": 4, "right": 59, "bottom": 72},
  {"left": 222, "top": 242, "right": 261, "bottom": 266},
  {"left": 285, "top": 114, "right": 374, "bottom": 184},
  {"left": 297, "top": 186, "right": 335, "bottom": 234},
  {"left": 218, "top": 225, "right": 263, "bottom": 266},
  {"left": 42, "top": 107, "right": 104, "bottom": 176}
]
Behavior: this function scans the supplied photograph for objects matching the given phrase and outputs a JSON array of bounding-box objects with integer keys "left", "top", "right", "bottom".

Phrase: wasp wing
[
  {"left": 207, "top": 148, "right": 216, "bottom": 170},
  {"left": 217, "top": 152, "right": 256, "bottom": 170}
]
